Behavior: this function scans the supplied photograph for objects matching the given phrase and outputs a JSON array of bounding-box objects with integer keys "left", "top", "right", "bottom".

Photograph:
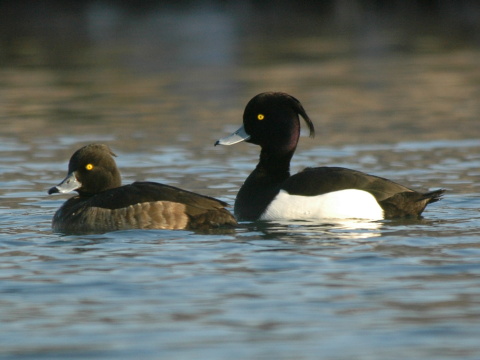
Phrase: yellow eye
[
  {"left": 257, "top": 114, "right": 265, "bottom": 120},
  {"left": 85, "top": 164, "right": 94, "bottom": 171}
]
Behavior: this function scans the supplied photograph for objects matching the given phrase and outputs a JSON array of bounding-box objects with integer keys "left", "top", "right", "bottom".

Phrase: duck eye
[
  {"left": 85, "top": 164, "right": 94, "bottom": 171},
  {"left": 257, "top": 114, "right": 265, "bottom": 120}
]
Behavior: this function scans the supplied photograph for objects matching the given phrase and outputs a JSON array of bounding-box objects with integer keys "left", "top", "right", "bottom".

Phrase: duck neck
[
  {"left": 234, "top": 147, "right": 295, "bottom": 221},
  {"left": 256, "top": 148, "right": 294, "bottom": 182}
]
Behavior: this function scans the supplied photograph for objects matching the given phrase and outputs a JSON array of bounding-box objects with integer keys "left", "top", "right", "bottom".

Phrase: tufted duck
[
  {"left": 48, "top": 144, "right": 237, "bottom": 234},
  {"left": 215, "top": 92, "right": 445, "bottom": 221}
]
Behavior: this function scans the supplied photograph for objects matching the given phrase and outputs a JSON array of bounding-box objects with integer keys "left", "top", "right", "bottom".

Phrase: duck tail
[
  {"left": 380, "top": 189, "right": 446, "bottom": 218},
  {"left": 420, "top": 189, "right": 446, "bottom": 205}
]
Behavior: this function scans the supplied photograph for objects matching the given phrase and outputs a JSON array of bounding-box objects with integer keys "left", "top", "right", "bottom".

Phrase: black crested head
[{"left": 242, "top": 92, "right": 314, "bottom": 153}]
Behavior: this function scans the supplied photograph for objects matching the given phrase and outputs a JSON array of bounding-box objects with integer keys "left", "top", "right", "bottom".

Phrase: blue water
[
  {"left": 1, "top": 2, "right": 480, "bottom": 359},
  {"left": 2, "top": 137, "right": 480, "bottom": 360}
]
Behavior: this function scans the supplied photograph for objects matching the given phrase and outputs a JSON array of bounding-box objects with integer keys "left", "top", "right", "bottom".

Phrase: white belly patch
[{"left": 260, "top": 189, "right": 384, "bottom": 221}]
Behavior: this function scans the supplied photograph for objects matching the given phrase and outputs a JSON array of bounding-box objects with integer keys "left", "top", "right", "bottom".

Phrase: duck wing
[
  {"left": 282, "top": 167, "right": 413, "bottom": 201},
  {"left": 86, "top": 181, "right": 230, "bottom": 211},
  {"left": 282, "top": 167, "right": 444, "bottom": 218}
]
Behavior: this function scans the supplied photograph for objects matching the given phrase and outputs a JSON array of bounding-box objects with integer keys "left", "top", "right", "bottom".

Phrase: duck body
[
  {"left": 235, "top": 165, "right": 443, "bottom": 221},
  {"left": 216, "top": 92, "right": 444, "bottom": 222},
  {"left": 49, "top": 144, "right": 237, "bottom": 234}
]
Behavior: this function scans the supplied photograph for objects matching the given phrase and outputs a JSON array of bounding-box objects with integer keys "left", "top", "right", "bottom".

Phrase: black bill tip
[{"left": 48, "top": 186, "right": 59, "bottom": 195}]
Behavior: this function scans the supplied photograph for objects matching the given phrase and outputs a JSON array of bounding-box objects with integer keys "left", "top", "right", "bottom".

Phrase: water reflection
[
  {"left": 1, "top": 1, "right": 479, "bottom": 149},
  {"left": 245, "top": 219, "right": 383, "bottom": 243}
]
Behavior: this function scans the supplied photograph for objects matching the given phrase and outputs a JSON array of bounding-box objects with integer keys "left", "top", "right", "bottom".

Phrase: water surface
[{"left": 1, "top": 2, "right": 480, "bottom": 359}]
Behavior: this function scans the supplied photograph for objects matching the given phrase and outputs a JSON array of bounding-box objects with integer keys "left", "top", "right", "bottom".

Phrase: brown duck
[{"left": 48, "top": 144, "right": 237, "bottom": 234}]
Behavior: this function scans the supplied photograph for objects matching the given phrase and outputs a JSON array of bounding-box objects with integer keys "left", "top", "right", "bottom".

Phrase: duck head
[
  {"left": 215, "top": 92, "right": 315, "bottom": 154},
  {"left": 48, "top": 144, "right": 121, "bottom": 196}
]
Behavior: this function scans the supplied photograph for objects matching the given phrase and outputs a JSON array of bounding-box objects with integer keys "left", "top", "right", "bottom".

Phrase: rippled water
[{"left": 1, "top": 2, "right": 480, "bottom": 359}]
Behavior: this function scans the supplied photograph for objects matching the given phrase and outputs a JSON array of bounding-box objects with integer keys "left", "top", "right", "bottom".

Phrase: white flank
[{"left": 260, "top": 189, "right": 384, "bottom": 221}]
